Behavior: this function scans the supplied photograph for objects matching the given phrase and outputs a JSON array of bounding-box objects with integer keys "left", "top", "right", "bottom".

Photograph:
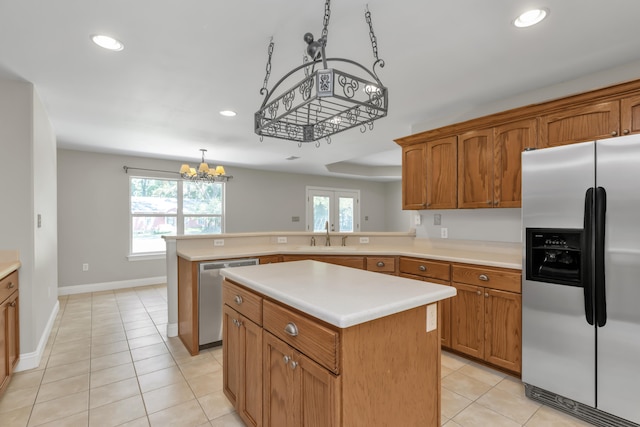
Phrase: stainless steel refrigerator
[{"left": 522, "top": 134, "right": 640, "bottom": 427}]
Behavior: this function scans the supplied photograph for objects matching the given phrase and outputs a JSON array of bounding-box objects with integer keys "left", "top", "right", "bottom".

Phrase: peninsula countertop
[{"left": 220, "top": 259, "right": 457, "bottom": 328}]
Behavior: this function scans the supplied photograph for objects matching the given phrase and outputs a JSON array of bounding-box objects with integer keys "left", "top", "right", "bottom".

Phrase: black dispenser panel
[{"left": 526, "top": 228, "right": 584, "bottom": 287}]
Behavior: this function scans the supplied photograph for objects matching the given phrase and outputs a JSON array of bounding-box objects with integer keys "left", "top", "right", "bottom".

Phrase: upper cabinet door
[
  {"left": 458, "top": 129, "right": 493, "bottom": 208},
  {"left": 402, "top": 144, "right": 427, "bottom": 210},
  {"left": 493, "top": 119, "right": 537, "bottom": 208},
  {"left": 538, "top": 101, "right": 620, "bottom": 148},
  {"left": 620, "top": 94, "right": 640, "bottom": 136},
  {"left": 426, "top": 136, "right": 457, "bottom": 209}
]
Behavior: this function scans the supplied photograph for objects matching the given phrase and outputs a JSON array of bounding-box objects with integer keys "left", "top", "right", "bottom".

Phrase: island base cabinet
[
  {"left": 263, "top": 331, "right": 340, "bottom": 427},
  {"left": 223, "top": 305, "right": 263, "bottom": 427}
]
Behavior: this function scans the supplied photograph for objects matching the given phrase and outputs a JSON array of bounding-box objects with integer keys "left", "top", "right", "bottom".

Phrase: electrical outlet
[
  {"left": 440, "top": 228, "right": 448, "bottom": 239},
  {"left": 277, "top": 236, "right": 287, "bottom": 244},
  {"left": 426, "top": 303, "right": 437, "bottom": 332},
  {"left": 359, "top": 237, "right": 369, "bottom": 244},
  {"left": 414, "top": 213, "right": 421, "bottom": 225},
  {"left": 82, "top": 263, "right": 89, "bottom": 271},
  {"left": 214, "top": 239, "right": 225, "bottom": 247}
]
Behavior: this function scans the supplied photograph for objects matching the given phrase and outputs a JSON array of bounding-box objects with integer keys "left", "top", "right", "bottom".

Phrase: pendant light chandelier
[
  {"left": 179, "top": 149, "right": 231, "bottom": 182},
  {"left": 255, "top": 0, "right": 388, "bottom": 147}
]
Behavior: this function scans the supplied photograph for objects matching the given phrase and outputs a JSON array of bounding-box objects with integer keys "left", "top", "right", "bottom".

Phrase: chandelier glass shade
[
  {"left": 179, "top": 149, "right": 231, "bottom": 182},
  {"left": 255, "top": 1, "right": 388, "bottom": 146}
]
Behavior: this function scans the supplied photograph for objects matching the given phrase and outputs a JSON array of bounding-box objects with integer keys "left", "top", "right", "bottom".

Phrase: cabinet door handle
[
  {"left": 486, "top": 200, "right": 492, "bottom": 205},
  {"left": 418, "top": 265, "right": 427, "bottom": 272},
  {"left": 478, "top": 274, "right": 489, "bottom": 281},
  {"left": 7, "top": 281, "right": 14, "bottom": 289},
  {"left": 485, "top": 293, "right": 489, "bottom": 298},
  {"left": 9, "top": 301, "right": 16, "bottom": 307},
  {"left": 290, "top": 361, "right": 298, "bottom": 370},
  {"left": 284, "top": 322, "right": 299, "bottom": 337},
  {"left": 377, "top": 261, "right": 385, "bottom": 267},
  {"left": 493, "top": 200, "right": 499, "bottom": 206},
  {"left": 476, "top": 290, "right": 482, "bottom": 295},
  {"left": 623, "top": 129, "right": 630, "bottom": 135},
  {"left": 234, "top": 295, "right": 243, "bottom": 305},
  {"left": 283, "top": 355, "right": 290, "bottom": 365},
  {"left": 611, "top": 131, "right": 618, "bottom": 137}
]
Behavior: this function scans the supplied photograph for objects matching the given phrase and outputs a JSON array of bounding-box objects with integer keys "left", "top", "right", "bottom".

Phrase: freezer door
[
  {"left": 521, "top": 142, "right": 596, "bottom": 407},
  {"left": 595, "top": 135, "right": 640, "bottom": 424}
]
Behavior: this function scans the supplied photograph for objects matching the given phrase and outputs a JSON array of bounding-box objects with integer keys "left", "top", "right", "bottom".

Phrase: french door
[{"left": 306, "top": 187, "right": 360, "bottom": 233}]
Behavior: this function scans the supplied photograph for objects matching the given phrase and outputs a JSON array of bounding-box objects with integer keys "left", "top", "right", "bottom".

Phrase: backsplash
[{"left": 414, "top": 208, "right": 522, "bottom": 243}]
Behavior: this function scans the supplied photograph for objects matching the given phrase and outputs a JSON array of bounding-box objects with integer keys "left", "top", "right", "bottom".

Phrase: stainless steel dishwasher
[{"left": 198, "top": 258, "right": 259, "bottom": 349}]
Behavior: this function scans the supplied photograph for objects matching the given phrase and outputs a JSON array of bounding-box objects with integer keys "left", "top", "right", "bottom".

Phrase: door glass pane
[
  {"left": 338, "top": 197, "right": 354, "bottom": 232},
  {"left": 313, "top": 195, "right": 330, "bottom": 232}
]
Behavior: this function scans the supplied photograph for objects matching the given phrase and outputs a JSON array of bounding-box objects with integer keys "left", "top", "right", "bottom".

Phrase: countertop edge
[
  {"left": 0, "top": 261, "right": 21, "bottom": 280},
  {"left": 178, "top": 246, "right": 521, "bottom": 270}
]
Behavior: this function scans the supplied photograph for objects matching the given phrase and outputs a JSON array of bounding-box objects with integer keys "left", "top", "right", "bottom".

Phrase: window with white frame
[
  {"left": 306, "top": 186, "right": 360, "bottom": 233},
  {"left": 129, "top": 177, "right": 225, "bottom": 254}
]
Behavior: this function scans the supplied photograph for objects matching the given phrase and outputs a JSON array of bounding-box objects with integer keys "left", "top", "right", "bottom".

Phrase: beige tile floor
[{"left": 0, "top": 284, "right": 595, "bottom": 427}]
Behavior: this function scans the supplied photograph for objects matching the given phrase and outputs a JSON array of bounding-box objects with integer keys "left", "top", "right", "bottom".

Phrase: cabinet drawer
[
  {"left": 399, "top": 257, "right": 450, "bottom": 281},
  {"left": 223, "top": 280, "right": 263, "bottom": 325},
  {"left": 263, "top": 299, "right": 339, "bottom": 374},
  {"left": 0, "top": 271, "right": 18, "bottom": 303},
  {"left": 452, "top": 264, "right": 521, "bottom": 293},
  {"left": 366, "top": 257, "right": 396, "bottom": 273}
]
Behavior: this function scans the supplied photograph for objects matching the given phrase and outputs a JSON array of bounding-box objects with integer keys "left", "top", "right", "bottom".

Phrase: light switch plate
[
  {"left": 426, "top": 303, "right": 437, "bottom": 332},
  {"left": 214, "top": 239, "right": 225, "bottom": 246},
  {"left": 359, "top": 237, "right": 369, "bottom": 244},
  {"left": 440, "top": 228, "right": 448, "bottom": 239}
]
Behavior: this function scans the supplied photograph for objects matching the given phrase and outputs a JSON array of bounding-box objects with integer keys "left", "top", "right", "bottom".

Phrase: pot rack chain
[
  {"left": 365, "top": 5, "right": 385, "bottom": 78},
  {"left": 321, "top": 0, "right": 331, "bottom": 44}
]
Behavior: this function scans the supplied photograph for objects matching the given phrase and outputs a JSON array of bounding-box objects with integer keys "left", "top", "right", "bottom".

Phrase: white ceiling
[{"left": 2, "top": 0, "right": 640, "bottom": 181}]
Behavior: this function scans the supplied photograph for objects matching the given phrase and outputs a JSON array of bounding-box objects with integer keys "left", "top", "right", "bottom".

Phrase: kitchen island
[{"left": 220, "top": 260, "right": 456, "bottom": 427}]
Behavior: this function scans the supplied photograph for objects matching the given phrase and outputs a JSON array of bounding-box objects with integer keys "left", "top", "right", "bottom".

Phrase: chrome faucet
[
  {"left": 310, "top": 236, "right": 316, "bottom": 246},
  {"left": 341, "top": 235, "right": 347, "bottom": 246},
  {"left": 325, "top": 221, "right": 331, "bottom": 246}
]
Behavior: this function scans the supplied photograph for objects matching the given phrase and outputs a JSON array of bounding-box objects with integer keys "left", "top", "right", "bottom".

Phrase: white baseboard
[
  {"left": 15, "top": 300, "right": 59, "bottom": 372},
  {"left": 58, "top": 276, "right": 167, "bottom": 296},
  {"left": 167, "top": 323, "right": 178, "bottom": 338}
]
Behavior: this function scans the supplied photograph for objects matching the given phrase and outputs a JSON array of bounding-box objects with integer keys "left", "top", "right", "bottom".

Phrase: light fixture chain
[
  {"left": 260, "top": 37, "right": 275, "bottom": 96},
  {"left": 321, "top": 0, "right": 331, "bottom": 45}
]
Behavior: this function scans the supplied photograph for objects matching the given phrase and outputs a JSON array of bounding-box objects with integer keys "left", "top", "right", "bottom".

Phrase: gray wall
[
  {"left": 414, "top": 209, "right": 521, "bottom": 243},
  {"left": 0, "top": 78, "right": 58, "bottom": 358},
  {"left": 57, "top": 149, "right": 407, "bottom": 288}
]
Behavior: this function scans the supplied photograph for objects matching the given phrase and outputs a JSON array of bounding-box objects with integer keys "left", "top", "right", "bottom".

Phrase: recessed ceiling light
[
  {"left": 219, "top": 110, "right": 237, "bottom": 117},
  {"left": 91, "top": 34, "right": 124, "bottom": 51},
  {"left": 514, "top": 8, "right": 548, "bottom": 28}
]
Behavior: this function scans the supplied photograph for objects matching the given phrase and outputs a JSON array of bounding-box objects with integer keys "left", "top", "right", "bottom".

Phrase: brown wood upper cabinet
[
  {"left": 458, "top": 119, "right": 536, "bottom": 208},
  {"left": 539, "top": 95, "right": 640, "bottom": 148},
  {"left": 402, "top": 136, "right": 457, "bottom": 210}
]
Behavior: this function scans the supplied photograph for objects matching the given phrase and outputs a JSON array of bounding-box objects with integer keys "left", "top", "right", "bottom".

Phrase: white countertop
[
  {"left": 220, "top": 260, "right": 457, "bottom": 328},
  {"left": 0, "top": 261, "right": 21, "bottom": 279},
  {"left": 178, "top": 242, "right": 521, "bottom": 270}
]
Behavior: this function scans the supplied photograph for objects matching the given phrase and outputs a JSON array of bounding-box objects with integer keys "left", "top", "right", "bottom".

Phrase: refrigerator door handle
[
  {"left": 583, "top": 187, "right": 595, "bottom": 326},
  {"left": 595, "top": 186, "right": 608, "bottom": 327}
]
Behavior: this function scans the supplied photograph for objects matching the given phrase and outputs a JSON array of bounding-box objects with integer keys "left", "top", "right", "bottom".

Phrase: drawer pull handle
[
  {"left": 284, "top": 322, "right": 299, "bottom": 337},
  {"left": 234, "top": 295, "right": 243, "bottom": 305},
  {"left": 376, "top": 261, "right": 385, "bottom": 267},
  {"left": 478, "top": 274, "right": 489, "bottom": 281},
  {"left": 283, "top": 355, "right": 290, "bottom": 365},
  {"left": 7, "top": 282, "right": 14, "bottom": 289},
  {"left": 290, "top": 361, "right": 298, "bottom": 370},
  {"left": 418, "top": 265, "right": 427, "bottom": 272}
]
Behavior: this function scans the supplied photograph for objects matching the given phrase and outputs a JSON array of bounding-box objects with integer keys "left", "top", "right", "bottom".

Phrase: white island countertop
[{"left": 220, "top": 260, "right": 456, "bottom": 329}]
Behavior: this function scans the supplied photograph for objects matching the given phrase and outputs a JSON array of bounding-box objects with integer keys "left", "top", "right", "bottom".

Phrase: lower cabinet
[
  {"left": 0, "top": 271, "right": 20, "bottom": 397},
  {"left": 263, "top": 331, "right": 340, "bottom": 427},
  {"left": 450, "top": 264, "right": 522, "bottom": 374},
  {"left": 223, "top": 305, "right": 263, "bottom": 427}
]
